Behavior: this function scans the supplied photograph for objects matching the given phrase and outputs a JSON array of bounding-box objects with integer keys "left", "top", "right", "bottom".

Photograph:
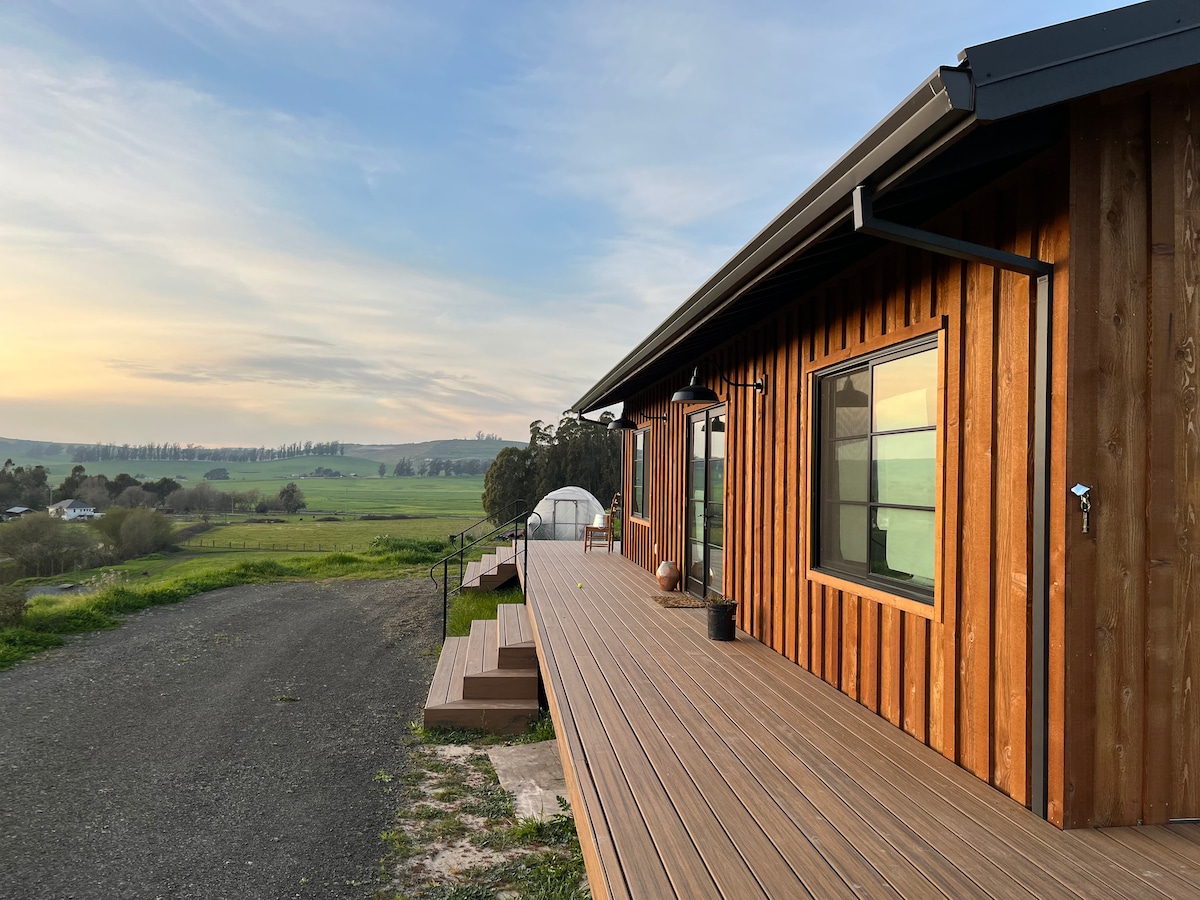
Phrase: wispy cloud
[{"left": 0, "top": 0, "right": 1130, "bottom": 444}]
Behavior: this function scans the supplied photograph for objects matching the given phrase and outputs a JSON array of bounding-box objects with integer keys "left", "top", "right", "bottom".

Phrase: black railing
[
  {"left": 430, "top": 503, "right": 540, "bottom": 641},
  {"left": 448, "top": 499, "right": 528, "bottom": 552}
]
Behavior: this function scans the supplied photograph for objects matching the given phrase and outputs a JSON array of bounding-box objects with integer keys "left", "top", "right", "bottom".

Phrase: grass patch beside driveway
[{"left": 379, "top": 721, "right": 588, "bottom": 900}]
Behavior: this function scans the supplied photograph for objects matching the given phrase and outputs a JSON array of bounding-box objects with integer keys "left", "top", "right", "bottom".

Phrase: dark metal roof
[{"left": 574, "top": 0, "right": 1200, "bottom": 414}]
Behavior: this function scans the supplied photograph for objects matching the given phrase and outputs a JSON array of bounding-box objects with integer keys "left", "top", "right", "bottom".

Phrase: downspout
[{"left": 853, "top": 185, "right": 1054, "bottom": 819}]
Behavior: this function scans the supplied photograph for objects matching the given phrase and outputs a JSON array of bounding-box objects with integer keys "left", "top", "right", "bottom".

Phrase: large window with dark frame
[
  {"left": 631, "top": 429, "right": 647, "bottom": 518},
  {"left": 814, "top": 334, "right": 939, "bottom": 603}
]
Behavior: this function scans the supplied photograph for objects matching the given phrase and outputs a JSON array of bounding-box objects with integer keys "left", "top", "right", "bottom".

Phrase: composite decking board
[
  {"left": 535, "top": 554, "right": 945, "bottom": 897},
  {"left": 542, "top": 565, "right": 828, "bottom": 898},
  {"left": 527, "top": 565, "right": 703, "bottom": 899},
  {"left": 571, "top": 562, "right": 935, "bottom": 900},
  {"left": 520, "top": 591, "right": 626, "bottom": 900},
  {"left": 463, "top": 619, "right": 497, "bottom": 677},
  {"left": 520, "top": 542, "right": 1200, "bottom": 900},
  {"left": 426, "top": 636, "right": 468, "bottom": 706},
  {"left": 1138, "top": 825, "right": 1200, "bottom": 862},
  {"left": 569, "top": 559, "right": 1043, "bottom": 900},
  {"left": 530, "top": 564, "right": 734, "bottom": 899},
  {"left": 699, "top": 611, "right": 1175, "bottom": 900},
  {"left": 1066, "top": 829, "right": 1200, "bottom": 897},
  {"left": 568, "top": 570, "right": 921, "bottom": 898},
  {"left": 527, "top": 561, "right": 679, "bottom": 897}
]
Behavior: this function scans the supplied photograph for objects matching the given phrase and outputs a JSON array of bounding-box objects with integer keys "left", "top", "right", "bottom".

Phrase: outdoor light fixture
[
  {"left": 608, "top": 415, "right": 638, "bottom": 431},
  {"left": 609, "top": 410, "right": 667, "bottom": 430},
  {"left": 671, "top": 368, "right": 720, "bottom": 404},
  {"left": 671, "top": 367, "right": 767, "bottom": 404}
]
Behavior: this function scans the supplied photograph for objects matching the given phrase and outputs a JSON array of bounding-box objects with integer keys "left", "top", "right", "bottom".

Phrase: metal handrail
[
  {"left": 430, "top": 504, "right": 534, "bottom": 642},
  {"left": 449, "top": 499, "right": 528, "bottom": 550}
]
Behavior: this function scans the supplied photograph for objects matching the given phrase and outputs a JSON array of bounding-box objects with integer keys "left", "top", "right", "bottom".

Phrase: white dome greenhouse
[{"left": 528, "top": 486, "right": 606, "bottom": 541}]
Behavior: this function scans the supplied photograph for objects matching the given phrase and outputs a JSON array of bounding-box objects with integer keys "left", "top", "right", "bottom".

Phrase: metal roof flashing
[
  {"left": 964, "top": 0, "right": 1200, "bottom": 120},
  {"left": 573, "top": 0, "right": 1200, "bottom": 415}
]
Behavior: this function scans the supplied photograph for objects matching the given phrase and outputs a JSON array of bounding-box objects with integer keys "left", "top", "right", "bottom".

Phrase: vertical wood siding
[
  {"left": 620, "top": 146, "right": 1070, "bottom": 812},
  {"left": 1064, "top": 81, "right": 1200, "bottom": 827},
  {"left": 615, "top": 74, "right": 1200, "bottom": 827}
]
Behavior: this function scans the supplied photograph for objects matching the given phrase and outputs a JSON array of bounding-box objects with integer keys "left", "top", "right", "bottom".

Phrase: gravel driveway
[{"left": 0, "top": 578, "right": 442, "bottom": 899}]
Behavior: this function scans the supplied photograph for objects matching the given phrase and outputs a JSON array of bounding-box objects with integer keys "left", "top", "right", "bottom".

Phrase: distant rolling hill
[
  {"left": 346, "top": 439, "right": 524, "bottom": 463},
  {"left": 0, "top": 436, "right": 524, "bottom": 480}
]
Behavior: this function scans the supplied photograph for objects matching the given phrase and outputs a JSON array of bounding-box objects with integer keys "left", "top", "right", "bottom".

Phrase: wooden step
[
  {"left": 462, "top": 618, "right": 538, "bottom": 699},
  {"left": 425, "top": 636, "right": 469, "bottom": 707},
  {"left": 424, "top": 626, "right": 540, "bottom": 734},
  {"left": 497, "top": 602, "right": 537, "bottom": 669},
  {"left": 422, "top": 698, "right": 540, "bottom": 735},
  {"left": 465, "top": 619, "right": 499, "bottom": 675},
  {"left": 458, "top": 551, "right": 520, "bottom": 593}
]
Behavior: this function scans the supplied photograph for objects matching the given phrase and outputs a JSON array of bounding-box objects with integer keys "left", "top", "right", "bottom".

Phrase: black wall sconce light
[
  {"left": 573, "top": 412, "right": 610, "bottom": 427},
  {"left": 608, "top": 408, "right": 667, "bottom": 431},
  {"left": 670, "top": 367, "right": 767, "bottom": 404}
]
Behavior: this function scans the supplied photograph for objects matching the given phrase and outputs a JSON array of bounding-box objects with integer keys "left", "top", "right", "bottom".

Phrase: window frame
[
  {"left": 630, "top": 428, "right": 649, "bottom": 520},
  {"left": 804, "top": 320, "right": 946, "bottom": 621}
]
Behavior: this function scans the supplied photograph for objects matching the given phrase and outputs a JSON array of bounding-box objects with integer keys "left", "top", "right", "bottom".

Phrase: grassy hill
[
  {"left": 0, "top": 436, "right": 523, "bottom": 481},
  {"left": 347, "top": 439, "right": 524, "bottom": 463}
]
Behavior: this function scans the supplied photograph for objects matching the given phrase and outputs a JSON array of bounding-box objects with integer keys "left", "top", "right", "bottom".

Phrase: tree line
[
  {"left": 0, "top": 460, "right": 49, "bottom": 510},
  {"left": 68, "top": 440, "right": 345, "bottom": 463},
  {"left": 391, "top": 457, "right": 488, "bottom": 477},
  {"left": 482, "top": 414, "right": 620, "bottom": 522}
]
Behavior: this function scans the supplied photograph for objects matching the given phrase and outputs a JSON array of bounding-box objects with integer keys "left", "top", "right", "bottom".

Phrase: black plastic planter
[{"left": 706, "top": 603, "right": 737, "bottom": 641}]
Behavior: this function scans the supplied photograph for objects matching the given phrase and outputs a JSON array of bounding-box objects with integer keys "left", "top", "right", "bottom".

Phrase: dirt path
[{"left": 0, "top": 578, "right": 442, "bottom": 899}]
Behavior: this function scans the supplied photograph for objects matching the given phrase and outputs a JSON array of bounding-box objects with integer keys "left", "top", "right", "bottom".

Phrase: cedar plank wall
[
  {"left": 1063, "top": 81, "right": 1200, "bottom": 827},
  {"left": 621, "top": 146, "right": 1071, "bottom": 814}
]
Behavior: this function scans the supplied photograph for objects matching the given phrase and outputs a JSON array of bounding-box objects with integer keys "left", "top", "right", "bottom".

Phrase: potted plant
[{"left": 704, "top": 591, "right": 737, "bottom": 641}]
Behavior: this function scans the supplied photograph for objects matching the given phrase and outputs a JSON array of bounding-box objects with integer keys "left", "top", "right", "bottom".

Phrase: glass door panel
[{"left": 686, "top": 406, "right": 726, "bottom": 598}]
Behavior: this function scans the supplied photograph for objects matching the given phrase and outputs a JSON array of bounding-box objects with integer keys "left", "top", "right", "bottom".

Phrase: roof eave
[{"left": 574, "top": 66, "right": 974, "bottom": 413}]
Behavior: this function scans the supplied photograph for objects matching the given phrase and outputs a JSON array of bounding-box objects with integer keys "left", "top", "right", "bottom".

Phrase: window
[
  {"left": 814, "top": 334, "right": 939, "bottom": 603},
  {"left": 631, "top": 429, "right": 647, "bottom": 518}
]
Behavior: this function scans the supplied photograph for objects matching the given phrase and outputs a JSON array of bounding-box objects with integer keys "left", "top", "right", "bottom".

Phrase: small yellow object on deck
[{"left": 578, "top": 583, "right": 583, "bottom": 588}]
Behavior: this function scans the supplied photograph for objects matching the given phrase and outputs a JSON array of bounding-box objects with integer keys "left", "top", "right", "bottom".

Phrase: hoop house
[{"left": 529, "top": 486, "right": 605, "bottom": 541}]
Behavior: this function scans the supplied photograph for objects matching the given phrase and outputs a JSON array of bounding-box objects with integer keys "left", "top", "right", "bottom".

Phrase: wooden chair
[{"left": 583, "top": 511, "right": 611, "bottom": 552}]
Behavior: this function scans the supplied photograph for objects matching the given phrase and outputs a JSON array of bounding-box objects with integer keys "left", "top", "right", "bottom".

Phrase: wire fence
[{"left": 183, "top": 539, "right": 359, "bottom": 553}]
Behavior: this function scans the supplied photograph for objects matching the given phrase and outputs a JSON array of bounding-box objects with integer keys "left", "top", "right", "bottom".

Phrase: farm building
[
  {"left": 573, "top": 0, "right": 1200, "bottom": 831},
  {"left": 47, "top": 499, "right": 96, "bottom": 521}
]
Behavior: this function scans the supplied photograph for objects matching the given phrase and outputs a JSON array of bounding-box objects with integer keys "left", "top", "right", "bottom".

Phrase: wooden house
[{"left": 573, "top": 0, "right": 1200, "bottom": 829}]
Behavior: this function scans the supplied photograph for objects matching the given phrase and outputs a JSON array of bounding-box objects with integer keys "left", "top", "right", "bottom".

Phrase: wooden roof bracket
[{"left": 853, "top": 183, "right": 1054, "bottom": 820}]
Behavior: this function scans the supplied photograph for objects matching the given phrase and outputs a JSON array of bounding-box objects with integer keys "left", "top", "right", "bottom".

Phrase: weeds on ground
[{"left": 378, "top": 716, "right": 588, "bottom": 900}]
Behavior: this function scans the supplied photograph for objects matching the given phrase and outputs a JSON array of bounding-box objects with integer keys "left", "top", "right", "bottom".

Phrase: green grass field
[
  {"left": 209, "top": 474, "right": 486, "bottom": 516},
  {"left": 180, "top": 516, "right": 479, "bottom": 553}
]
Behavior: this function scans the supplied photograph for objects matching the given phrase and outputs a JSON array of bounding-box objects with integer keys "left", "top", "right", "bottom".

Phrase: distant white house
[{"left": 47, "top": 499, "right": 96, "bottom": 521}]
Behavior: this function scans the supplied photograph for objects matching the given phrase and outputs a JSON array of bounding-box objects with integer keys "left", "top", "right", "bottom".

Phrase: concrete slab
[{"left": 487, "top": 740, "right": 569, "bottom": 820}]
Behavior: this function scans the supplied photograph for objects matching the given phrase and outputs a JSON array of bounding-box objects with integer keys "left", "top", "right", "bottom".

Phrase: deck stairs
[
  {"left": 423, "top": 601, "right": 540, "bottom": 734},
  {"left": 459, "top": 543, "right": 520, "bottom": 593}
]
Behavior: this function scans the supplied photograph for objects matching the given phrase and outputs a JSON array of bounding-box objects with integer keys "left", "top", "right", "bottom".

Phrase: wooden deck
[{"left": 521, "top": 541, "right": 1200, "bottom": 900}]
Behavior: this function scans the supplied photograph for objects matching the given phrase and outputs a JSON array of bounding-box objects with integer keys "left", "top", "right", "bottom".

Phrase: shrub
[
  {"left": 0, "top": 513, "right": 97, "bottom": 577},
  {"left": 92, "top": 508, "right": 175, "bottom": 560},
  {"left": 368, "top": 535, "right": 451, "bottom": 562},
  {"left": 0, "top": 584, "right": 26, "bottom": 629}
]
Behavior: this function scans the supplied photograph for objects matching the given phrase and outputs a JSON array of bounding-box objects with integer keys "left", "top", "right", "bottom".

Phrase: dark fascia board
[
  {"left": 965, "top": 0, "right": 1200, "bottom": 121},
  {"left": 573, "top": 0, "right": 1200, "bottom": 414},
  {"left": 572, "top": 66, "right": 974, "bottom": 413}
]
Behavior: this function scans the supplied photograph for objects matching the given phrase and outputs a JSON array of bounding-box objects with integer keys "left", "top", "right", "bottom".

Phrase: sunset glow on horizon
[{"left": 0, "top": 0, "right": 1127, "bottom": 447}]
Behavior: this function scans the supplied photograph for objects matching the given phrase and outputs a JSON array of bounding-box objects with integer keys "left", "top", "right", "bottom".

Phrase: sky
[{"left": 0, "top": 0, "right": 1128, "bottom": 447}]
